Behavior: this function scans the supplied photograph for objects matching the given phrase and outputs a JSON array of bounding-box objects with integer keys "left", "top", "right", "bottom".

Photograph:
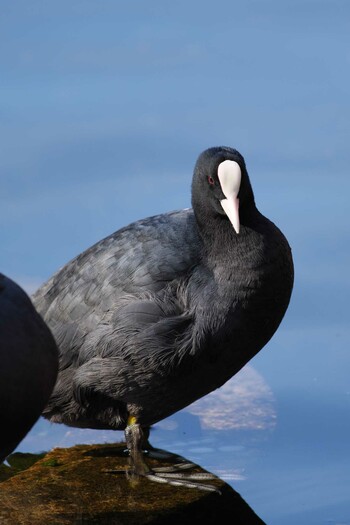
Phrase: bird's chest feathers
[
  {"left": 200, "top": 238, "right": 288, "bottom": 347},
  {"left": 209, "top": 237, "right": 273, "bottom": 304}
]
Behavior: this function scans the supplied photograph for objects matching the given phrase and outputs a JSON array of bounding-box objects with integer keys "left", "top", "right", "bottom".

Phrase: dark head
[{"left": 191, "top": 146, "right": 255, "bottom": 235}]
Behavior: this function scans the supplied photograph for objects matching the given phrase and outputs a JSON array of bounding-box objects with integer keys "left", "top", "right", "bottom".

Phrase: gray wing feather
[{"left": 32, "top": 210, "right": 200, "bottom": 389}]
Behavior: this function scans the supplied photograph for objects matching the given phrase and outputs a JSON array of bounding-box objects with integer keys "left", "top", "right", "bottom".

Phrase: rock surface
[{"left": 0, "top": 443, "right": 266, "bottom": 524}]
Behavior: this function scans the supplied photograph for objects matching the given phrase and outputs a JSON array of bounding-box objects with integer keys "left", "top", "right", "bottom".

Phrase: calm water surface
[{"left": 2, "top": 2, "right": 350, "bottom": 523}]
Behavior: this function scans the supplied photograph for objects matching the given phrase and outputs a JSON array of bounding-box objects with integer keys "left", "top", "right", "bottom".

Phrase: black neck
[{"left": 193, "top": 202, "right": 260, "bottom": 257}]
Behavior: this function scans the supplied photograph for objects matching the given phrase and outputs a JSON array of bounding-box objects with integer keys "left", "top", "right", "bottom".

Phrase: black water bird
[
  {"left": 33, "top": 146, "right": 294, "bottom": 488},
  {"left": 0, "top": 274, "right": 58, "bottom": 463}
]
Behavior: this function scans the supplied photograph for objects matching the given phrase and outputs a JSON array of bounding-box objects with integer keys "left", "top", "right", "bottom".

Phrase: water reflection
[{"left": 174, "top": 365, "right": 275, "bottom": 431}]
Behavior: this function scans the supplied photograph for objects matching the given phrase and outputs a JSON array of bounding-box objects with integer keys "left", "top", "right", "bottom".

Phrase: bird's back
[{"left": 33, "top": 209, "right": 199, "bottom": 361}]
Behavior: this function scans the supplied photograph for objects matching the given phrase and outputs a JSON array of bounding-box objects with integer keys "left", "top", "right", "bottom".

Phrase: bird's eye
[{"left": 208, "top": 176, "right": 215, "bottom": 186}]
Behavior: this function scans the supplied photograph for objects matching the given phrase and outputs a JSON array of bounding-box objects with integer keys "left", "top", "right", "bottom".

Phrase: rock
[{"left": 0, "top": 443, "right": 266, "bottom": 524}]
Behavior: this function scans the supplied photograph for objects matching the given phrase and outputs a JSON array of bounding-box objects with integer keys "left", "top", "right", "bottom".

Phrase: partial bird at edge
[{"left": 0, "top": 273, "right": 58, "bottom": 463}]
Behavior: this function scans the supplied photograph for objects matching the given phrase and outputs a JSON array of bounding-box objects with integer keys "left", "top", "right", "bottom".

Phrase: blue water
[{"left": 2, "top": 1, "right": 350, "bottom": 523}]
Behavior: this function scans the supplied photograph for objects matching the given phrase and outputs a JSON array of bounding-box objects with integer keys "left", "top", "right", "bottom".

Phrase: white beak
[
  {"left": 220, "top": 196, "right": 240, "bottom": 234},
  {"left": 217, "top": 160, "right": 242, "bottom": 234}
]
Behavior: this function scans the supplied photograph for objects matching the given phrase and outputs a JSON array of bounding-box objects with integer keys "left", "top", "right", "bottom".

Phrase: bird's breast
[{"left": 194, "top": 236, "right": 293, "bottom": 364}]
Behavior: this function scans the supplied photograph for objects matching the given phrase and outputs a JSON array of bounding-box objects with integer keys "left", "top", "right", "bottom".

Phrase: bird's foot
[
  {"left": 143, "top": 462, "right": 221, "bottom": 493},
  {"left": 121, "top": 420, "right": 221, "bottom": 493},
  {"left": 103, "top": 459, "right": 220, "bottom": 493},
  {"left": 103, "top": 462, "right": 221, "bottom": 494}
]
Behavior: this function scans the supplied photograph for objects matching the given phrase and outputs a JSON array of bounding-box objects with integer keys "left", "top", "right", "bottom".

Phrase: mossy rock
[{"left": 0, "top": 443, "right": 266, "bottom": 524}]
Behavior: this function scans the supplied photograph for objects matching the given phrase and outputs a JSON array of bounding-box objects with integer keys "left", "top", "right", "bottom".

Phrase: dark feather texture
[
  {"left": 0, "top": 274, "right": 58, "bottom": 462},
  {"left": 33, "top": 147, "right": 294, "bottom": 432}
]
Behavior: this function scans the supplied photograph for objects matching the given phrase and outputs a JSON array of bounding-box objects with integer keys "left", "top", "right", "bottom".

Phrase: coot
[
  {"left": 33, "top": 146, "right": 294, "bottom": 487},
  {"left": 0, "top": 274, "right": 58, "bottom": 462}
]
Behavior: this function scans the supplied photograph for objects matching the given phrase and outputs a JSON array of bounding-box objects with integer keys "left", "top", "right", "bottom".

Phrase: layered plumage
[{"left": 33, "top": 146, "right": 293, "bottom": 486}]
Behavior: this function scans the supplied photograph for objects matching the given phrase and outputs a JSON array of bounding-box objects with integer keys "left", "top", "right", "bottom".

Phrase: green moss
[
  {"left": 41, "top": 457, "right": 60, "bottom": 467},
  {"left": 0, "top": 451, "right": 46, "bottom": 482}
]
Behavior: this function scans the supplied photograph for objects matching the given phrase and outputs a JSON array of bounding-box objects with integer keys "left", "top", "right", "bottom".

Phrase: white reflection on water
[{"left": 185, "top": 365, "right": 276, "bottom": 431}]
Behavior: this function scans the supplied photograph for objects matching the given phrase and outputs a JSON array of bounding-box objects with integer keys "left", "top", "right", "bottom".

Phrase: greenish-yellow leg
[{"left": 124, "top": 416, "right": 220, "bottom": 493}]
